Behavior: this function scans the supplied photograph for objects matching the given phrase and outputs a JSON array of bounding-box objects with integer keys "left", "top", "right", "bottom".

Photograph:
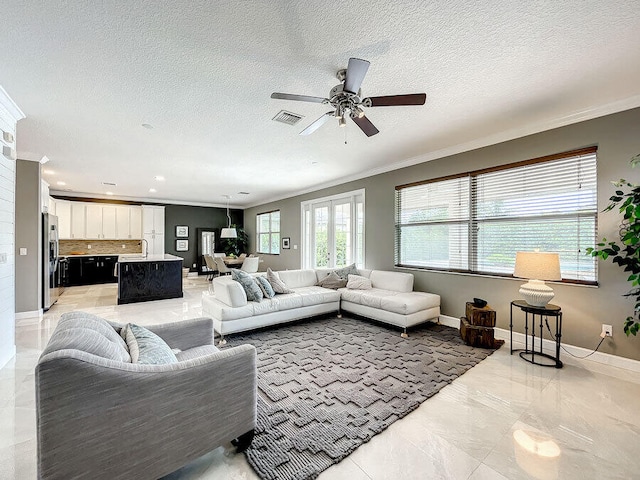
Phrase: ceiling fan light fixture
[
  {"left": 353, "top": 106, "right": 365, "bottom": 118},
  {"left": 338, "top": 116, "right": 347, "bottom": 127}
]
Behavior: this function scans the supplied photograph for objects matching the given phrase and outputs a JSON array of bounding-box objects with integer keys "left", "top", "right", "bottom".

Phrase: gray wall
[
  {"left": 245, "top": 107, "right": 640, "bottom": 361},
  {"left": 15, "top": 159, "right": 41, "bottom": 313}
]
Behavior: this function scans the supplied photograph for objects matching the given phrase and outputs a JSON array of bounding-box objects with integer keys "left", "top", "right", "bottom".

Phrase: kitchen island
[{"left": 117, "top": 254, "right": 184, "bottom": 305}]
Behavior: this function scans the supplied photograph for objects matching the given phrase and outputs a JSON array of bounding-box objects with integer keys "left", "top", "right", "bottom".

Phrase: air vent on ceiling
[
  {"left": 102, "top": 181, "right": 117, "bottom": 186},
  {"left": 272, "top": 110, "right": 304, "bottom": 126},
  {"left": 238, "top": 192, "right": 250, "bottom": 195}
]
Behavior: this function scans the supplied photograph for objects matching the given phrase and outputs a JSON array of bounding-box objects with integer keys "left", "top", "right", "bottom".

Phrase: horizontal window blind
[{"left": 395, "top": 148, "right": 598, "bottom": 283}]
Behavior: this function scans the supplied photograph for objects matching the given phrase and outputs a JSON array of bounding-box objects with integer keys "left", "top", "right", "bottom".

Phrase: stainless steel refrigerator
[{"left": 43, "top": 213, "right": 64, "bottom": 310}]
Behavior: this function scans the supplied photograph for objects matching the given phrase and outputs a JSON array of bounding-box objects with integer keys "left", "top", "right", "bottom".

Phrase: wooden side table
[{"left": 510, "top": 300, "right": 563, "bottom": 368}]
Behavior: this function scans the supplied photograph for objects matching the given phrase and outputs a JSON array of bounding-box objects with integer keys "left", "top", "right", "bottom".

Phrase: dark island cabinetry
[{"left": 117, "top": 255, "right": 183, "bottom": 305}]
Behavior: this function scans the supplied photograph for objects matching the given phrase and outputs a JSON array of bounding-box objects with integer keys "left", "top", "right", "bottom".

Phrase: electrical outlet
[
  {"left": 192, "top": 263, "right": 196, "bottom": 268},
  {"left": 602, "top": 324, "right": 613, "bottom": 337},
  {"left": 122, "top": 244, "right": 126, "bottom": 249},
  {"left": 87, "top": 244, "right": 91, "bottom": 249}
]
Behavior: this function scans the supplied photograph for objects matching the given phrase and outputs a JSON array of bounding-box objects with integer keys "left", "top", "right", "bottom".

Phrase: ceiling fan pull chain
[{"left": 344, "top": 124, "right": 348, "bottom": 145}]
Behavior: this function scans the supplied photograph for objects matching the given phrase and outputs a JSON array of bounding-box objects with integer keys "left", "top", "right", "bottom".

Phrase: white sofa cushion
[
  {"left": 339, "top": 288, "right": 439, "bottom": 316},
  {"left": 346, "top": 274, "right": 372, "bottom": 290},
  {"left": 213, "top": 277, "right": 248, "bottom": 307},
  {"left": 277, "top": 269, "right": 318, "bottom": 288},
  {"left": 295, "top": 286, "right": 342, "bottom": 306},
  {"left": 370, "top": 270, "right": 413, "bottom": 292}
]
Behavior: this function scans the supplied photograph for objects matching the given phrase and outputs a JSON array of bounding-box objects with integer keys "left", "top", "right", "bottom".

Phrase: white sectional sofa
[{"left": 202, "top": 268, "right": 440, "bottom": 342}]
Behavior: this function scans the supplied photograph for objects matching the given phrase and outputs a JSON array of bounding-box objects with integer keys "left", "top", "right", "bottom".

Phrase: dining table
[{"left": 223, "top": 256, "right": 244, "bottom": 267}]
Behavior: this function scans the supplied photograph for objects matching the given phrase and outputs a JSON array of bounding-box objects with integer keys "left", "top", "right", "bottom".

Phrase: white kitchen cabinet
[
  {"left": 40, "top": 180, "right": 50, "bottom": 212},
  {"left": 142, "top": 206, "right": 165, "bottom": 235},
  {"left": 143, "top": 232, "right": 165, "bottom": 255},
  {"left": 115, "top": 206, "right": 143, "bottom": 239},
  {"left": 70, "top": 202, "right": 86, "bottom": 239},
  {"left": 85, "top": 204, "right": 102, "bottom": 239},
  {"left": 102, "top": 205, "right": 117, "bottom": 239},
  {"left": 48, "top": 197, "right": 56, "bottom": 216},
  {"left": 129, "top": 206, "right": 142, "bottom": 239},
  {"left": 56, "top": 200, "right": 71, "bottom": 239}
]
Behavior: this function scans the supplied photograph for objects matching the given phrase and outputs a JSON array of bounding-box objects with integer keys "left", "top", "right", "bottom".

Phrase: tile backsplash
[{"left": 59, "top": 240, "right": 143, "bottom": 255}]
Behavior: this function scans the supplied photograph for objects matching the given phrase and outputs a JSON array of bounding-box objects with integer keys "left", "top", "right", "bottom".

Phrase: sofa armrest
[
  {"left": 212, "top": 276, "right": 248, "bottom": 307},
  {"left": 108, "top": 317, "right": 214, "bottom": 351},
  {"left": 36, "top": 344, "right": 257, "bottom": 479}
]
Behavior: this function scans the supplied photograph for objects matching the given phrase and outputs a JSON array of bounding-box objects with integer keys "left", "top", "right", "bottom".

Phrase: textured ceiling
[{"left": 1, "top": 1, "right": 639, "bottom": 207}]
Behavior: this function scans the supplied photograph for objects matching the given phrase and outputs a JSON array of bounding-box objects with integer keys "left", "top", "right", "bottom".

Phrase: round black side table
[{"left": 510, "top": 300, "right": 563, "bottom": 368}]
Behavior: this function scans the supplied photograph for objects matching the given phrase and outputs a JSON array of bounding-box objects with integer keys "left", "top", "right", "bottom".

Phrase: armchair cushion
[{"left": 121, "top": 323, "right": 178, "bottom": 365}]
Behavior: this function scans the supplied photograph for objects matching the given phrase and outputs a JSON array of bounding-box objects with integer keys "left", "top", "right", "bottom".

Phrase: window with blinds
[
  {"left": 256, "top": 210, "right": 280, "bottom": 254},
  {"left": 395, "top": 148, "right": 598, "bottom": 283}
]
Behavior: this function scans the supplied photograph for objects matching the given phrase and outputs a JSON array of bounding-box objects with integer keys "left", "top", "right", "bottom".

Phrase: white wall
[{"left": 0, "top": 87, "right": 25, "bottom": 370}]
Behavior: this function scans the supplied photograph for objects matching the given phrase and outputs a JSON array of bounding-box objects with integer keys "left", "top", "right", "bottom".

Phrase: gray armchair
[{"left": 36, "top": 312, "right": 256, "bottom": 480}]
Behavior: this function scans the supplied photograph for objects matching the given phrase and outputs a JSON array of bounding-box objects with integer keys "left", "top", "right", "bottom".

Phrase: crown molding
[
  {"left": 48, "top": 190, "right": 240, "bottom": 209},
  {"left": 0, "top": 85, "right": 25, "bottom": 123},
  {"left": 244, "top": 96, "right": 640, "bottom": 209}
]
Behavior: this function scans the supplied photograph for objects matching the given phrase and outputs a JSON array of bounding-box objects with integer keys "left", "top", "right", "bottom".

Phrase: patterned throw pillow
[
  {"left": 346, "top": 274, "right": 372, "bottom": 290},
  {"left": 232, "top": 269, "right": 264, "bottom": 302},
  {"left": 255, "top": 275, "right": 276, "bottom": 298},
  {"left": 266, "top": 268, "right": 294, "bottom": 294},
  {"left": 120, "top": 323, "right": 178, "bottom": 365},
  {"left": 333, "top": 263, "right": 360, "bottom": 279},
  {"left": 317, "top": 271, "right": 348, "bottom": 289}
]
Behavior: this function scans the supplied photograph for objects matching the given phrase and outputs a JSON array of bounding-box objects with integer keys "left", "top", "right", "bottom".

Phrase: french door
[{"left": 302, "top": 189, "right": 364, "bottom": 269}]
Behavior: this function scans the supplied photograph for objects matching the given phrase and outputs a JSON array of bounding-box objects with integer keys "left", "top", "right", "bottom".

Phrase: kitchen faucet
[{"left": 139, "top": 238, "right": 149, "bottom": 258}]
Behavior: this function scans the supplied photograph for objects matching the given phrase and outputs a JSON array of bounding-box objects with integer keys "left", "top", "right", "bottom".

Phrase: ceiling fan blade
[
  {"left": 271, "top": 92, "right": 327, "bottom": 104},
  {"left": 366, "top": 93, "right": 427, "bottom": 107},
  {"left": 344, "top": 58, "right": 370, "bottom": 94},
  {"left": 299, "top": 111, "right": 334, "bottom": 136},
  {"left": 352, "top": 114, "right": 379, "bottom": 137}
]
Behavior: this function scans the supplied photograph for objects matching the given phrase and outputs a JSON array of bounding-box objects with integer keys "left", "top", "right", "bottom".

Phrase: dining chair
[
  {"left": 240, "top": 257, "right": 259, "bottom": 274},
  {"left": 203, "top": 254, "right": 218, "bottom": 280},
  {"left": 238, "top": 253, "right": 247, "bottom": 261},
  {"left": 214, "top": 257, "right": 232, "bottom": 276}
]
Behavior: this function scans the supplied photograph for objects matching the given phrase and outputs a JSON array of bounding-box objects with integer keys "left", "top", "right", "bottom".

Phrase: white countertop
[{"left": 117, "top": 254, "right": 184, "bottom": 263}]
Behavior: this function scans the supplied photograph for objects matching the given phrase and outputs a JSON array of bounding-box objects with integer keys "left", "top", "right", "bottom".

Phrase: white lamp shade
[
  {"left": 220, "top": 227, "right": 237, "bottom": 239},
  {"left": 513, "top": 252, "right": 561, "bottom": 281}
]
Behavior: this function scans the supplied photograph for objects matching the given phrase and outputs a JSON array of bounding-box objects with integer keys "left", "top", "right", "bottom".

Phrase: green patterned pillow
[
  {"left": 333, "top": 263, "right": 360, "bottom": 279},
  {"left": 121, "top": 323, "right": 178, "bottom": 365},
  {"left": 255, "top": 275, "right": 276, "bottom": 298},
  {"left": 232, "top": 269, "right": 264, "bottom": 302}
]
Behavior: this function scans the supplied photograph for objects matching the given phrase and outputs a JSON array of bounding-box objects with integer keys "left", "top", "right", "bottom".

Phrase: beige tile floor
[{"left": 2, "top": 278, "right": 639, "bottom": 479}]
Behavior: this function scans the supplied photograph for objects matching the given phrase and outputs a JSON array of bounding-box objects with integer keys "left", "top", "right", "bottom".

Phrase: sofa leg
[
  {"left": 337, "top": 313, "right": 342, "bottom": 319},
  {"left": 231, "top": 429, "right": 255, "bottom": 453},
  {"left": 218, "top": 336, "right": 227, "bottom": 346},
  {"left": 401, "top": 327, "right": 409, "bottom": 339}
]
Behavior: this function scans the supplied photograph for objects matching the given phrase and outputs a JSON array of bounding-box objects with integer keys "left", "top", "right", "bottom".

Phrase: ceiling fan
[{"left": 271, "top": 58, "right": 426, "bottom": 137}]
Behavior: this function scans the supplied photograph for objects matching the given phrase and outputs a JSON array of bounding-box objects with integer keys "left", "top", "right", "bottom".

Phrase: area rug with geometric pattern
[{"left": 225, "top": 315, "right": 500, "bottom": 480}]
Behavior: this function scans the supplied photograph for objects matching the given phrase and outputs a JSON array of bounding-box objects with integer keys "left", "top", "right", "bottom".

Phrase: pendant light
[{"left": 221, "top": 195, "right": 237, "bottom": 238}]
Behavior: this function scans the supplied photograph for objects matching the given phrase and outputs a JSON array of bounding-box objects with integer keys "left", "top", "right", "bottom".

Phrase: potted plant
[
  {"left": 221, "top": 225, "right": 249, "bottom": 257},
  {"left": 586, "top": 153, "right": 640, "bottom": 336}
]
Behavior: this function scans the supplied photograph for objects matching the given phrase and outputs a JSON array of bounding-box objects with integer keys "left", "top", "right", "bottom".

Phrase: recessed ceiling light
[
  {"left": 39, "top": 155, "right": 50, "bottom": 164},
  {"left": 43, "top": 169, "right": 54, "bottom": 175},
  {"left": 154, "top": 175, "right": 165, "bottom": 181},
  {"left": 56, "top": 181, "right": 66, "bottom": 186},
  {"left": 149, "top": 188, "right": 157, "bottom": 193},
  {"left": 142, "top": 123, "right": 154, "bottom": 130}
]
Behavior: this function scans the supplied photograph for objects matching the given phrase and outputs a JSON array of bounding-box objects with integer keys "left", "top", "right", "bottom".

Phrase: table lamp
[{"left": 513, "top": 251, "right": 562, "bottom": 307}]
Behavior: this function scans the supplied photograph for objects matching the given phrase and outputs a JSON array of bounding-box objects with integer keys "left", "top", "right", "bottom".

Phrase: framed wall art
[
  {"left": 176, "top": 239, "right": 189, "bottom": 251},
  {"left": 282, "top": 237, "right": 290, "bottom": 249},
  {"left": 176, "top": 225, "right": 189, "bottom": 237}
]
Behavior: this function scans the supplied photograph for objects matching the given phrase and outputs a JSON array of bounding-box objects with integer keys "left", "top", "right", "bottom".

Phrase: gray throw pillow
[
  {"left": 232, "top": 269, "right": 264, "bottom": 302},
  {"left": 333, "top": 263, "right": 360, "bottom": 279},
  {"left": 255, "top": 275, "right": 276, "bottom": 298},
  {"left": 266, "top": 268, "right": 294, "bottom": 294},
  {"left": 317, "top": 271, "right": 348, "bottom": 289},
  {"left": 121, "top": 323, "right": 178, "bottom": 365}
]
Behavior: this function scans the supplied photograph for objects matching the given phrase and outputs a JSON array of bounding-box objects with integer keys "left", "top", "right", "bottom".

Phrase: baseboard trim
[
  {"left": 0, "top": 345, "right": 16, "bottom": 370},
  {"left": 437, "top": 315, "right": 640, "bottom": 373},
  {"left": 15, "top": 310, "right": 43, "bottom": 321}
]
